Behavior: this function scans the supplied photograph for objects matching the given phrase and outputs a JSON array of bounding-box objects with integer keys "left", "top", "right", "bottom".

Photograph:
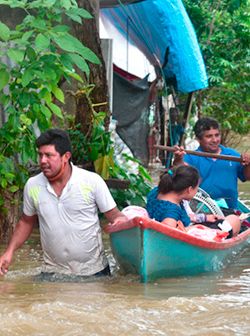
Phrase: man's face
[
  {"left": 38, "top": 144, "right": 67, "bottom": 179},
  {"left": 198, "top": 128, "right": 221, "bottom": 153}
]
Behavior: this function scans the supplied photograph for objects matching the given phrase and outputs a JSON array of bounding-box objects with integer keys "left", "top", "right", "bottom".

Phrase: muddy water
[{"left": 0, "top": 183, "right": 250, "bottom": 336}]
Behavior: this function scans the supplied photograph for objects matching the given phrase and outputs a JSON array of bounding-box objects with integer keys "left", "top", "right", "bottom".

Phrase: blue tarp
[{"left": 101, "top": 0, "right": 208, "bottom": 93}]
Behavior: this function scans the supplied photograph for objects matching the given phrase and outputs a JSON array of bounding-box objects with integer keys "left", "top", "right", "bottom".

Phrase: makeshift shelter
[
  {"left": 113, "top": 65, "right": 150, "bottom": 165},
  {"left": 101, "top": 0, "right": 208, "bottom": 92},
  {"left": 100, "top": 0, "right": 208, "bottom": 165}
]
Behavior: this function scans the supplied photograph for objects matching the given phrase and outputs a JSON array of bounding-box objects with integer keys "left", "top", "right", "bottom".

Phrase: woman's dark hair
[
  {"left": 194, "top": 117, "right": 220, "bottom": 140},
  {"left": 158, "top": 165, "right": 199, "bottom": 194},
  {"left": 36, "top": 129, "right": 72, "bottom": 156}
]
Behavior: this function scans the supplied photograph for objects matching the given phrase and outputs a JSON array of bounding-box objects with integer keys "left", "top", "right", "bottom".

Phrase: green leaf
[
  {"left": 19, "top": 92, "right": 31, "bottom": 107},
  {"left": 60, "top": 0, "right": 72, "bottom": 10},
  {"left": 66, "top": 8, "right": 92, "bottom": 20},
  {"left": 20, "top": 136, "right": 32, "bottom": 163},
  {"left": 40, "top": 105, "right": 52, "bottom": 118},
  {"left": 20, "top": 114, "right": 32, "bottom": 126},
  {"left": 52, "top": 25, "right": 70, "bottom": 33},
  {"left": 47, "top": 102, "right": 63, "bottom": 119},
  {"left": 66, "top": 71, "right": 83, "bottom": 83},
  {"left": 79, "top": 46, "right": 100, "bottom": 65},
  {"left": 28, "top": 0, "right": 56, "bottom": 9},
  {"left": 54, "top": 33, "right": 84, "bottom": 53},
  {"left": 4, "top": 0, "right": 28, "bottom": 8},
  {"left": 35, "top": 33, "right": 50, "bottom": 51},
  {"left": 43, "top": 66, "right": 57, "bottom": 80},
  {"left": 0, "top": 21, "right": 10, "bottom": 41},
  {"left": 26, "top": 47, "right": 37, "bottom": 61},
  {"left": 66, "top": 13, "right": 82, "bottom": 24},
  {"left": 37, "top": 88, "right": 47, "bottom": 99},
  {"left": 0, "top": 93, "right": 10, "bottom": 106},
  {"left": 22, "top": 68, "right": 34, "bottom": 87},
  {"left": 21, "top": 30, "right": 33, "bottom": 42},
  {"left": 77, "top": 8, "right": 93, "bottom": 19},
  {"left": 94, "top": 154, "right": 114, "bottom": 179},
  {"left": 54, "top": 33, "right": 99, "bottom": 64},
  {"left": 1, "top": 179, "right": 7, "bottom": 189},
  {"left": 60, "top": 53, "right": 73, "bottom": 69},
  {"left": 0, "top": 69, "right": 9, "bottom": 90},
  {"left": 43, "top": 90, "right": 52, "bottom": 104},
  {"left": 7, "top": 48, "right": 25, "bottom": 63},
  {"left": 52, "top": 86, "right": 64, "bottom": 103},
  {"left": 88, "top": 146, "right": 99, "bottom": 161},
  {"left": 30, "top": 17, "right": 47, "bottom": 30},
  {"left": 9, "top": 185, "right": 19, "bottom": 193},
  {"left": 5, "top": 172, "right": 15, "bottom": 180},
  {"left": 69, "top": 53, "right": 90, "bottom": 75}
]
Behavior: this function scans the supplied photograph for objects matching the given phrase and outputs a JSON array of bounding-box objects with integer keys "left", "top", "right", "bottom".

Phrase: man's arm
[
  {"left": 0, "top": 213, "right": 38, "bottom": 275},
  {"left": 103, "top": 207, "right": 128, "bottom": 228}
]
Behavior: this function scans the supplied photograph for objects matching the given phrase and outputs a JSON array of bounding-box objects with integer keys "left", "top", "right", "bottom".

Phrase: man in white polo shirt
[{"left": 0, "top": 129, "right": 127, "bottom": 278}]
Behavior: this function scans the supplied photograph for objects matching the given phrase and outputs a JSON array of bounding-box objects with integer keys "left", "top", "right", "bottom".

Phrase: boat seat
[{"left": 190, "top": 188, "right": 224, "bottom": 216}]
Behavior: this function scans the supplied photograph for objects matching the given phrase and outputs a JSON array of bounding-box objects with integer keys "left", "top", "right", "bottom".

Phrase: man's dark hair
[
  {"left": 36, "top": 129, "right": 72, "bottom": 156},
  {"left": 194, "top": 117, "right": 220, "bottom": 139}
]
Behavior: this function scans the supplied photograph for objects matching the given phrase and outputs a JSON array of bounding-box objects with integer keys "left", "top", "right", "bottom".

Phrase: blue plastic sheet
[{"left": 101, "top": 0, "right": 208, "bottom": 93}]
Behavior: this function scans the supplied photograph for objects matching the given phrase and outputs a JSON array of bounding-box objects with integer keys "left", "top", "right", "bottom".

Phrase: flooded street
[{"left": 0, "top": 182, "right": 250, "bottom": 336}]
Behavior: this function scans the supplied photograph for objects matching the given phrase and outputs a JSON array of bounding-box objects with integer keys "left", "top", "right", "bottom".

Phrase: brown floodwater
[{"left": 0, "top": 182, "right": 250, "bottom": 336}]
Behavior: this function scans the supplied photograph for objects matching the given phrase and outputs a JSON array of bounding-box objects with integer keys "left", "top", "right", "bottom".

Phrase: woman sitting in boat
[{"left": 146, "top": 165, "right": 241, "bottom": 238}]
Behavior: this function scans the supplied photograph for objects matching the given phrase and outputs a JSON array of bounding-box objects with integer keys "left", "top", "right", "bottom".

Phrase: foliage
[
  {"left": 0, "top": 0, "right": 152, "bottom": 215},
  {"left": 183, "top": 0, "right": 250, "bottom": 143},
  {"left": 68, "top": 110, "right": 115, "bottom": 180},
  {"left": 110, "top": 154, "right": 152, "bottom": 209},
  {"left": 0, "top": 0, "right": 98, "bottom": 212},
  {"left": 68, "top": 113, "right": 152, "bottom": 208}
]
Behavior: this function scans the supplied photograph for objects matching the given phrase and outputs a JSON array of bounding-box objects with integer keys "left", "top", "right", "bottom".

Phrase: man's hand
[
  {"left": 241, "top": 152, "right": 250, "bottom": 166},
  {"left": 104, "top": 207, "right": 129, "bottom": 232},
  {"left": 0, "top": 213, "right": 36, "bottom": 276},
  {"left": 0, "top": 250, "right": 13, "bottom": 276},
  {"left": 172, "top": 145, "right": 186, "bottom": 166},
  {"left": 206, "top": 214, "right": 224, "bottom": 222},
  {"left": 110, "top": 215, "right": 129, "bottom": 228},
  {"left": 104, "top": 213, "right": 130, "bottom": 233},
  {"left": 242, "top": 152, "right": 250, "bottom": 180}
]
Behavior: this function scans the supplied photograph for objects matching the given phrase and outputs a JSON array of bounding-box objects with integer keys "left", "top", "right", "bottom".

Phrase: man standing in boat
[{"left": 173, "top": 117, "right": 250, "bottom": 210}]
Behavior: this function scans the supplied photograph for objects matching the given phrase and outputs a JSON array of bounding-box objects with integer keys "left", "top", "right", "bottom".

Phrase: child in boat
[{"left": 146, "top": 165, "right": 241, "bottom": 238}]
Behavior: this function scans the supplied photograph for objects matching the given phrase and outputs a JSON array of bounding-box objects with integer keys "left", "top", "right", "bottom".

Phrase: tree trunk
[
  {"left": 73, "top": 0, "right": 110, "bottom": 134},
  {"left": 0, "top": 191, "right": 21, "bottom": 242}
]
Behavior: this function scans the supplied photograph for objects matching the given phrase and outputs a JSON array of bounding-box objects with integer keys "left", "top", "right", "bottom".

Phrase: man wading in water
[{"left": 0, "top": 129, "right": 127, "bottom": 279}]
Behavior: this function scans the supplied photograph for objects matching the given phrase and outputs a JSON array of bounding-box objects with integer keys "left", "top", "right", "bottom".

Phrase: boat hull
[{"left": 107, "top": 217, "right": 250, "bottom": 283}]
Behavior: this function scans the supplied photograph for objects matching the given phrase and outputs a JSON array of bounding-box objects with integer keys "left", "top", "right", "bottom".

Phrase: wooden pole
[
  {"left": 180, "top": 91, "right": 194, "bottom": 146},
  {"left": 154, "top": 145, "right": 243, "bottom": 163}
]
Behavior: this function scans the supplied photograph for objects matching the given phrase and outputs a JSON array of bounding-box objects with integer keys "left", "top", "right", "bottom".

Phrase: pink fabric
[
  {"left": 122, "top": 206, "right": 149, "bottom": 220},
  {"left": 187, "top": 225, "right": 228, "bottom": 242}
]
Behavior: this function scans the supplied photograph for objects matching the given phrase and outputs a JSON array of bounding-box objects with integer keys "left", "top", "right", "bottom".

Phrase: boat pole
[{"left": 154, "top": 145, "right": 243, "bottom": 162}]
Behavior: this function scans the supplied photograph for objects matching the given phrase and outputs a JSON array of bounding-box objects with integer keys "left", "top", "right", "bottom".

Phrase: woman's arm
[{"left": 161, "top": 218, "right": 186, "bottom": 231}]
